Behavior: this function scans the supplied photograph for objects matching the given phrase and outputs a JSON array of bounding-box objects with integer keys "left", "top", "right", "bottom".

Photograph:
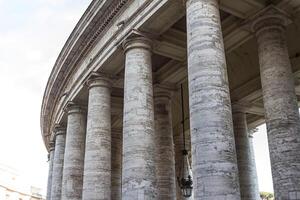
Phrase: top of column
[
  {"left": 153, "top": 84, "right": 173, "bottom": 104},
  {"left": 248, "top": 128, "right": 258, "bottom": 138},
  {"left": 53, "top": 124, "right": 66, "bottom": 137},
  {"left": 64, "top": 101, "right": 87, "bottom": 115},
  {"left": 86, "top": 72, "right": 112, "bottom": 89},
  {"left": 49, "top": 141, "right": 55, "bottom": 152},
  {"left": 231, "top": 103, "right": 247, "bottom": 114},
  {"left": 244, "top": 5, "right": 292, "bottom": 35},
  {"left": 122, "top": 30, "right": 152, "bottom": 53}
]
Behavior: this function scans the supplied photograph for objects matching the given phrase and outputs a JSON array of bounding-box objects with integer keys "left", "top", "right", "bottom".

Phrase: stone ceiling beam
[
  {"left": 220, "top": 0, "right": 265, "bottom": 19},
  {"left": 154, "top": 19, "right": 255, "bottom": 61}
]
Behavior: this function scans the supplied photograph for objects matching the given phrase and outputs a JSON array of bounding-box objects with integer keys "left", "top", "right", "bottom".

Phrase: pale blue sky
[
  {"left": 0, "top": 0, "right": 91, "bottom": 195},
  {"left": 0, "top": 0, "right": 273, "bottom": 195}
]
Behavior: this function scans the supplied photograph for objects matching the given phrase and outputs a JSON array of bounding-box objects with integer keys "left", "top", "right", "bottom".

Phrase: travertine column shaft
[
  {"left": 51, "top": 126, "right": 66, "bottom": 200},
  {"left": 154, "top": 90, "right": 176, "bottom": 200},
  {"left": 252, "top": 9, "right": 300, "bottom": 199},
  {"left": 186, "top": 0, "right": 240, "bottom": 199},
  {"left": 82, "top": 76, "right": 111, "bottom": 200},
  {"left": 46, "top": 143, "right": 55, "bottom": 200},
  {"left": 174, "top": 125, "right": 184, "bottom": 200},
  {"left": 248, "top": 132, "right": 260, "bottom": 200},
  {"left": 122, "top": 36, "right": 157, "bottom": 199},
  {"left": 61, "top": 104, "right": 86, "bottom": 200},
  {"left": 233, "top": 111, "right": 259, "bottom": 200},
  {"left": 111, "top": 130, "right": 122, "bottom": 200}
]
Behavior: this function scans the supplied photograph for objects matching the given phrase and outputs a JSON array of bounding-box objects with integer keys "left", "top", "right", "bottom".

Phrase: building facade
[
  {"left": 0, "top": 164, "right": 45, "bottom": 200},
  {"left": 41, "top": 0, "right": 300, "bottom": 199}
]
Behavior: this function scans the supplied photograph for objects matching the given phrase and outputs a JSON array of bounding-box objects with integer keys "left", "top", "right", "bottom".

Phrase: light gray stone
[
  {"left": 122, "top": 36, "right": 158, "bottom": 199},
  {"left": 174, "top": 125, "right": 184, "bottom": 200},
  {"left": 232, "top": 111, "right": 259, "bottom": 200},
  {"left": 111, "top": 130, "right": 122, "bottom": 200},
  {"left": 46, "top": 142, "right": 55, "bottom": 200},
  {"left": 248, "top": 132, "right": 260, "bottom": 200},
  {"left": 252, "top": 8, "right": 300, "bottom": 200},
  {"left": 186, "top": 0, "right": 241, "bottom": 199},
  {"left": 82, "top": 75, "right": 112, "bottom": 200},
  {"left": 154, "top": 89, "right": 176, "bottom": 200},
  {"left": 50, "top": 126, "right": 66, "bottom": 200},
  {"left": 61, "top": 104, "right": 86, "bottom": 200}
]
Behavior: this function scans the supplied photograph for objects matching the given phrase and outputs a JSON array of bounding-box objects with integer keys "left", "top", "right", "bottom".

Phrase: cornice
[{"left": 41, "top": 0, "right": 130, "bottom": 151}]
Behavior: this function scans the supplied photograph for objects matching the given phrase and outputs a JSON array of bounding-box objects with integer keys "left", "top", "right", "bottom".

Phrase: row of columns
[
  {"left": 46, "top": 1, "right": 300, "bottom": 200},
  {"left": 46, "top": 68, "right": 177, "bottom": 200}
]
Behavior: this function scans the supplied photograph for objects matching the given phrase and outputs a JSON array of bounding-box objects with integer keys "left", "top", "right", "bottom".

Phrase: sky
[
  {"left": 0, "top": 0, "right": 273, "bottom": 196},
  {"left": 0, "top": 0, "right": 91, "bottom": 195}
]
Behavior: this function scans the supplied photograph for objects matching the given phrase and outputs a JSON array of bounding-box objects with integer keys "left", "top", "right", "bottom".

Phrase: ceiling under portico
[{"left": 43, "top": 0, "right": 300, "bottom": 148}]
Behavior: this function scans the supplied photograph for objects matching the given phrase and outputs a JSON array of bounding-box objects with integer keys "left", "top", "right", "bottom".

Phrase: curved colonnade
[{"left": 43, "top": 0, "right": 300, "bottom": 199}]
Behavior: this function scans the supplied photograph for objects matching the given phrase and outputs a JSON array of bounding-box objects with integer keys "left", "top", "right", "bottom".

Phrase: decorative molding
[{"left": 41, "top": 0, "right": 130, "bottom": 149}]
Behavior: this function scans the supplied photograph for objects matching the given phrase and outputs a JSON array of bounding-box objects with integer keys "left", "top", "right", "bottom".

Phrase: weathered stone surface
[
  {"left": 154, "top": 89, "right": 176, "bottom": 200},
  {"left": 122, "top": 36, "right": 158, "bottom": 199},
  {"left": 252, "top": 9, "right": 300, "bottom": 200},
  {"left": 186, "top": 0, "right": 240, "bottom": 199},
  {"left": 174, "top": 124, "right": 184, "bottom": 200},
  {"left": 46, "top": 142, "right": 55, "bottom": 200},
  {"left": 61, "top": 104, "right": 86, "bottom": 200},
  {"left": 50, "top": 126, "right": 66, "bottom": 200},
  {"left": 82, "top": 76, "right": 112, "bottom": 200},
  {"left": 248, "top": 132, "right": 260, "bottom": 200},
  {"left": 232, "top": 111, "right": 259, "bottom": 200},
  {"left": 111, "top": 130, "right": 122, "bottom": 200}
]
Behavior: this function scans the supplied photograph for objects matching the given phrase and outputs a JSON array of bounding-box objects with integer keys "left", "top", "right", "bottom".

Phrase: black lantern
[{"left": 177, "top": 84, "right": 193, "bottom": 198}]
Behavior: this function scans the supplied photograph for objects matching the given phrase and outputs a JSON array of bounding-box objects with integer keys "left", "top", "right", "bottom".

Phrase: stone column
[
  {"left": 111, "top": 129, "right": 122, "bottom": 200},
  {"left": 186, "top": 0, "right": 240, "bottom": 199},
  {"left": 50, "top": 125, "right": 66, "bottom": 200},
  {"left": 122, "top": 35, "right": 157, "bottom": 199},
  {"left": 248, "top": 131, "right": 260, "bottom": 200},
  {"left": 174, "top": 124, "right": 184, "bottom": 200},
  {"left": 82, "top": 75, "right": 112, "bottom": 200},
  {"left": 249, "top": 7, "right": 300, "bottom": 199},
  {"left": 46, "top": 142, "right": 55, "bottom": 200},
  {"left": 61, "top": 103, "right": 86, "bottom": 200},
  {"left": 154, "top": 89, "right": 176, "bottom": 200},
  {"left": 232, "top": 109, "right": 259, "bottom": 200}
]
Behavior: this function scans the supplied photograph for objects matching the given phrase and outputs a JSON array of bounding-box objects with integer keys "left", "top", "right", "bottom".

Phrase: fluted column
[
  {"left": 249, "top": 7, "right": 300, "bottom": 199},
  {"left": 46, "top": 142, "right": 55, "bottom": 200},
  {"left": 82, "top": 75, "right": 112, "bottom": 200},
  {"left": 50, "top": 125, "right": 66, "bottom": 200},
  {"left": 154, "top": 89, "right": 176, "bottom": 200},
  {"left": 61, "top": 103, "right": 86, "bottom": 200},
  {"left": 186, "top": 0, "right": 240, "bottom": 199},
  {"left": 111, "top": 129, "right": 122, "bottom": 200},
  {"left": 248, "top": 131, "right": 260, "bottom": 200},
  {"left": 232, "top": 109, "right": 259, "bottom": 200},
  {"left": 122, "top": 36, "right": 157, "bottom": 199}
]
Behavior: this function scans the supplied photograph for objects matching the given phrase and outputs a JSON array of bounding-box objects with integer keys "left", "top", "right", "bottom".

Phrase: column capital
[
  {"left": 64, "top": 101, "right": 87, "bottom": 115},
  {"left": 232, "top": 102, "right": 247, "bottom": 114},
  {"left": 122, "top": 30, "right": 152, "bottom": 53},
  {"left": 49, "top": 141, "right": 55, "bottom": 152},
  {"left": 248, "top": 128, "right": 258, "bottom": 138},
  {"left": 86, "top": 72, "right": 112, "bottom": 90},
  {"left": 243, "top": 5, "right": 291, "bottom": 35},
  {"left": 184, "top": 0, "right": 219, "bottom": 7},
  {"left": 53, "top": 124, "right": 66, "bottom": 137},
  {"left": 154, "top": 84, "right": 174, "bottom": 100}
]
